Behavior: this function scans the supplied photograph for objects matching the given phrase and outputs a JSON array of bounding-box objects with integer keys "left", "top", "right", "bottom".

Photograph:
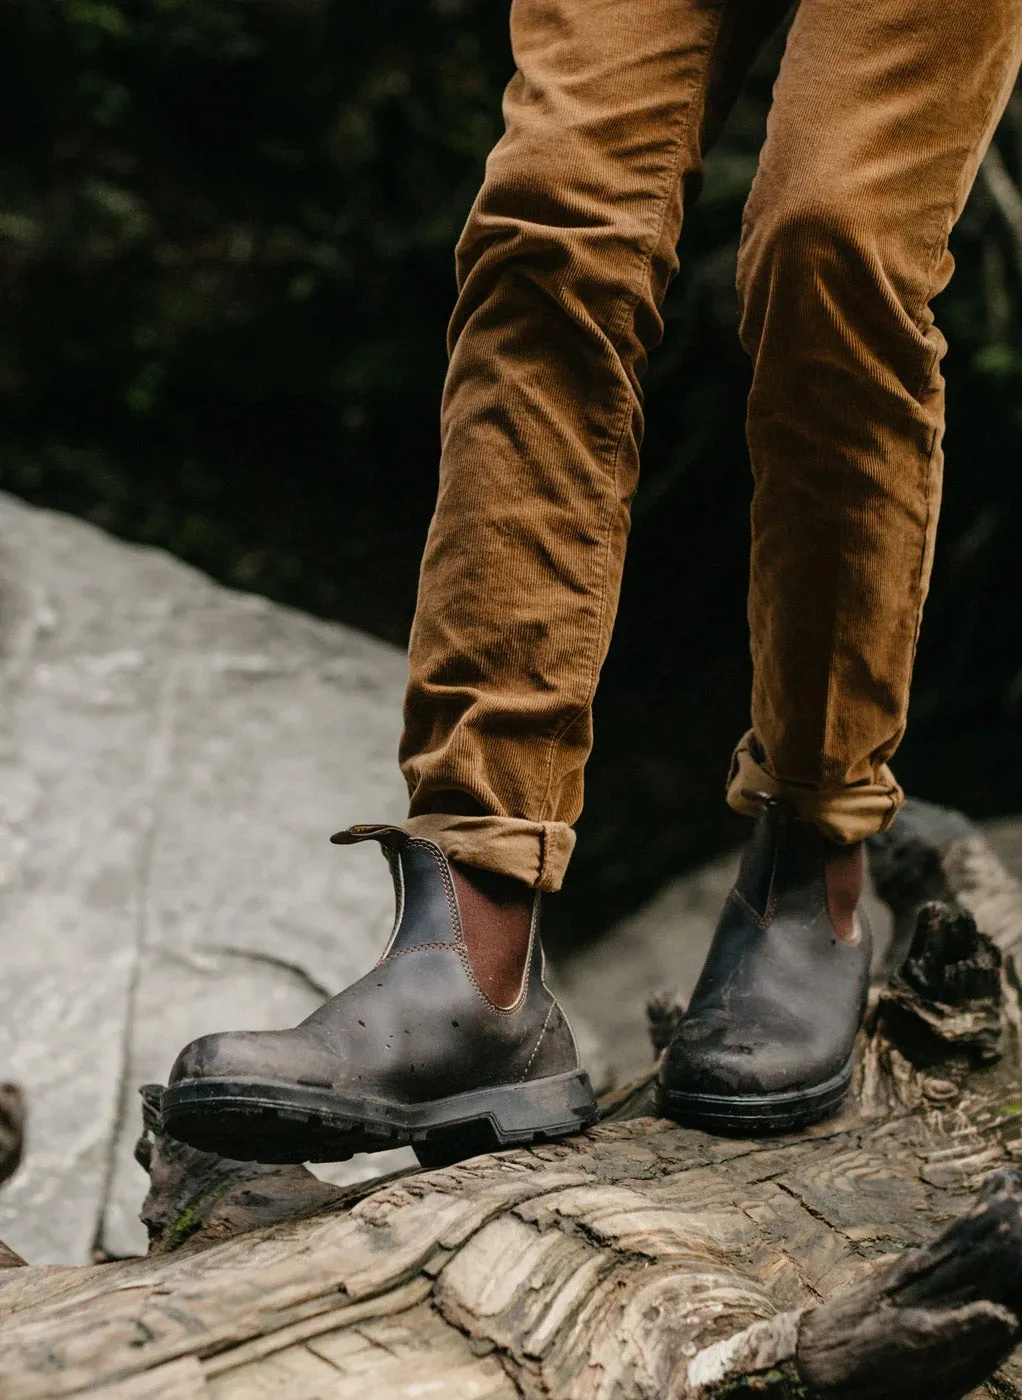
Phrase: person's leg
[
  {"left": 732, "top": 0, "right": 1022, "bottom": 837},
  {"left": 163, "top": 0, "right": 783, "bottom": 1165},
  {"left": 659, "top": 0, "right": 1022, "bottom": 1134},
  {"left": 397, "top": 0, "right": 787, "bottom": 894}
]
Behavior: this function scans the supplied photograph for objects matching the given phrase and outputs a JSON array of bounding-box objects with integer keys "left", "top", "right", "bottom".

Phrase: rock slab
[{"left": 0, "top": 494, "right": 412, "bottom": 1262}]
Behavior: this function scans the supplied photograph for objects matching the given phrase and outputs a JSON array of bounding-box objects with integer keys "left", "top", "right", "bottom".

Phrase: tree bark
[{"left": 5, "top": 801, "right": 1022, "bottom": 1398}]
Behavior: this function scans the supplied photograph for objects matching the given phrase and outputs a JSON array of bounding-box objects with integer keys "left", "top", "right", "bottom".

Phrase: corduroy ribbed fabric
[{"left": 395, "top": 0, "right": 1022, "bottom": 890}]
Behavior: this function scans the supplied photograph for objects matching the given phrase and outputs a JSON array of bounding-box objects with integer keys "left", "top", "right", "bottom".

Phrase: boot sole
[
  {"left": 654, "top": 1060, "right": 853, "bottom": 1136},
  {"left": 160, "top": 1068, "right": 599, "bottom": 1165}
]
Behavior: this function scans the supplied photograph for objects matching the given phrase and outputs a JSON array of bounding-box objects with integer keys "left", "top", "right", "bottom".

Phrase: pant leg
[
  {"left": 728, "top": 0, "right": 1022, "bottom": 844},
  {"left": 398, "top": 0, "right": 783, "bottom": 890}
]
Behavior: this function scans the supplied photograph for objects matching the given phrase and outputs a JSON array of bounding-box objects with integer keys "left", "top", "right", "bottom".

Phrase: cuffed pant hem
[
  {"left": 397, "top": 814, "right": 576, "bottom": 892},
  {"left": 726, "top": 730, "right": 904, "bottom": 844}
]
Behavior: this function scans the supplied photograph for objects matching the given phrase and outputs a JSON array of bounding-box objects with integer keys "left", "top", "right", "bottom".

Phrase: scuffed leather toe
[
  {"left": 169, "top": 1029, "right": 336, "bottom": 1089},
  {"left": 661, "top": 1007, "right": 836, "bottom": 1097}
]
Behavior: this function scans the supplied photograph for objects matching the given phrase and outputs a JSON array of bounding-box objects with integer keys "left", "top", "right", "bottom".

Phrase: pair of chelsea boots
[{"left": 162, "top": 802, "right": 872, "bottom": 1163}]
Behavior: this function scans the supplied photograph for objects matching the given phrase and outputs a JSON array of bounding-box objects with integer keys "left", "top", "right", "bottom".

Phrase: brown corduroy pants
[{"left": 389, "top": 0, "right": 1022, "bottom": 891}]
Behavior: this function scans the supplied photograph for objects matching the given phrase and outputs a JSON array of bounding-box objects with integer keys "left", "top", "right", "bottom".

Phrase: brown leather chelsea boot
[
  {"left": 162, "top": 826, "right": 598, "bottom": 1165},
  {"left": 656, "top": 799, "right": 871, "bottom": 1134}
]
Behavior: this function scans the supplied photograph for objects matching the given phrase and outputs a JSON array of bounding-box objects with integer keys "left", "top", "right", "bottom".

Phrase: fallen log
[{"left": 5, "top": 803, "right": 1022, "bottom": 1398}]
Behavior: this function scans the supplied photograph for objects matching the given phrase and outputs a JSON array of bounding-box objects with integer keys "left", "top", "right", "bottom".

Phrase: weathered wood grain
[{"left": 4, "top": 1099, "right": 1022, "bottom": 1398}]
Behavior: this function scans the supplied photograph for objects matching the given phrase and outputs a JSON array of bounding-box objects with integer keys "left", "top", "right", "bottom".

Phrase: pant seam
[
  {"left": 819, "top": 73, "right": 1012, "bottom": 790},
  {"left": 520, "top": 1000, "right": 556, "bottom": 1082},
  {"left": 531, "top": 2, "right": 728, "bottom": 824},
  {"left": 898, "top": 78, "right": 1014, "bottom": 758}
]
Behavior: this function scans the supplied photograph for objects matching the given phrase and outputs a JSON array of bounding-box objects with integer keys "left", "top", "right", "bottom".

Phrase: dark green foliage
[
  {"left": 0, "top": 0, "right": 512, "bottom": 635},
  {"left": 0, "top": 3, "right": 1020, "bottom": 943}
]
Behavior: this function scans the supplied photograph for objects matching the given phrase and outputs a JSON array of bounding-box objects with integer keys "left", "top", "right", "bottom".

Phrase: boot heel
[
  {"left": 485, "top": 1068, "right": 599, "bottom": 1140},
  {"left": 412, "top": 1069, "right": 598, "bottom": 1168}
]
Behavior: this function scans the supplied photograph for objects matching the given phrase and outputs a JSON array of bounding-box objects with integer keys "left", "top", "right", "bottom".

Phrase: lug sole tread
[
  {"left": 161, "top": 1071, "right": 599, "bottom": 1166},
  {"left": 655, "top": 1061, "right": 853, "bottom": 1136}
]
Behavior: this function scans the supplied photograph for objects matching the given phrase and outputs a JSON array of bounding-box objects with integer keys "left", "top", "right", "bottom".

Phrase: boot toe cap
[
  {"left": 658, "top": 1011, "right": 828, "bottom": 1098},
  {"left": 660, "top": 1028, "right": 770, "bottom": 1097},
  {"left": 168, "top": 1029, "right": 334, "bottom": 1088}
]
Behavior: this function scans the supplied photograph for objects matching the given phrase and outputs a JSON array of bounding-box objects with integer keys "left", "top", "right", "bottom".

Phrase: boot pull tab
[
  {"left": 739, "top": 789, "right": 798, "bottom": 821},
  {"left": 330, "top": 824, "right": 410, "bottom": 850}
]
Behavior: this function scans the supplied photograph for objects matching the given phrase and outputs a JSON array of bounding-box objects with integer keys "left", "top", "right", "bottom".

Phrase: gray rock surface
[
  {"left": 983, "top": 816, "right": 1022, "bottom": 883},
  {"left": 0, "top": 494, "right": 412, "bottom": 1263}
]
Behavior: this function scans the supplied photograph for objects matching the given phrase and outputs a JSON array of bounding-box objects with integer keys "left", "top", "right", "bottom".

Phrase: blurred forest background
[{"left": 1, "top": 0, "right": 1021, "bottom": 947}]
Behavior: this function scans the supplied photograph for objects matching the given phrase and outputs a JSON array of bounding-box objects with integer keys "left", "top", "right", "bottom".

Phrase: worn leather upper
[
  {"left": 169, "top": 829, "right": 579, "bottom": 1103},
  {"left": 659, "top": 805, "right": 872, "bottom": 1097}
]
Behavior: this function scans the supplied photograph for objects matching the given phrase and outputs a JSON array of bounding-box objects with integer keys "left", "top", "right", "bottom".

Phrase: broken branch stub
[
  {"left": 795, "top": 1168, "right": 1022, "bottom": 1400},
  {"left": 875, "top": 900, "right": 1004, "bottom": 1069}
]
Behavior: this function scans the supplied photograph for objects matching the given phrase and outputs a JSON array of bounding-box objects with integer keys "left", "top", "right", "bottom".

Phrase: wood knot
[
  {"left": 902, "top": 901, "right": 1002, "bottom": 1007},
  {"left": 878, "top": 901, "right": 1003, "bottom": 1068}
]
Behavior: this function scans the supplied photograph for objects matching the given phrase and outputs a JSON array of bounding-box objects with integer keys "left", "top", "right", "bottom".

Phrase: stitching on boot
[
  {"left": 764, "top": 820, "right": 781, "bottom": 924},
  {"left": 409, "top": 837, "right": 463, "bottom": 941},
  {"left": 383, "top": 942, "right": 460, "bottom": 959},
  {"left": 728, "top": 886, "right": 769, "bottom": 930},
  {"left": 419, "top": 839, "right": 536, "bottom": 1017},
  {"left": 453, "top": 941, "right": 524, "bottom": 1019},
  {"left": 521, "top": 1000, "right": 557, "bottom": 1081},
  {"left": 376, "top": 846, "right": 406, "bottom": 963}
]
